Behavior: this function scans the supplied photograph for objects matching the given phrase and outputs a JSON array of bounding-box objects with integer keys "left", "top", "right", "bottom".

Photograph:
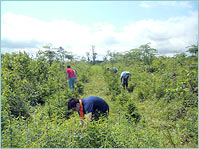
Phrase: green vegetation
[{"left": 1, "top": 43, "right": 198, "bottom": 148}]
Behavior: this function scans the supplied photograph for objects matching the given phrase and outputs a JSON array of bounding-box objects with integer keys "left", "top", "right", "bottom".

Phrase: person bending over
[
  {"left": 120, "top": 71, "right": 130, "bottom": 89},
  {"left": 67, "top": 96, "right": 109, "bottom": 126}
]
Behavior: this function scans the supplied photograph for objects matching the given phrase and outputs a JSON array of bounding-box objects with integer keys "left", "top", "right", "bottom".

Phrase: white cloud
[
  {"left": 140, "top": 2, "right": 151, "bottom": 8},
  {"left": 114, "top": 12, "right": 198, "bottom": 54},
  {"left": 1, "top": 12, "right": 198, "bottom": 58},
  {"left": 158, "top": 1, "right": 193, "bottom": 8},
  {"left": 139, "top": 1, "right": 193, "bottom": 8}
]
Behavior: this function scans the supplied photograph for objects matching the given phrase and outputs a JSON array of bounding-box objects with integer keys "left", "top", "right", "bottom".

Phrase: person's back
[
  {"left": 66, "top": 68, "right": 76, "bottom": 78},
  {"left": 110, "top": 67, "right": 118, "bottom": 73},
  {"left": 82, "top": 96, "right": 109, "bottom": 120},
  {"left": 120, "top": 71, "right": 130, "bottom": 89},
  {"left": 66, "top": 65, "right": 76, "bottom": 89},
  {"left": 120, "top": 71, "right": 130, "bottom": 78},
  {"left": 67, "top": 96, "right": 109, "bottom": 128},
  {"left": 107, "top": 67, "right": 118, "bottom": 73}
]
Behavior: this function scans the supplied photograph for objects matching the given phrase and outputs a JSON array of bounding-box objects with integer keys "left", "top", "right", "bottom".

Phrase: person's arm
[
  {"left": 120, "top": 72, "right": 123, "bottom": 79},
  {"left": 120, "top": 73, "right": 123, "bottom": 82},
  {"left": 85, "top": 113, "right": 92, "bottom": 120},
  {"left": 80, "top": 113, "right": 92, "bottom": 127},
  {"left": 66, "top": 70, "right": 70, "bottom": 79},
  {"left": 79, "top": 113, "right": 92, "bottom": 134},
  {"left": 74, "top": 70, "right": 77, "bottom": 75}
]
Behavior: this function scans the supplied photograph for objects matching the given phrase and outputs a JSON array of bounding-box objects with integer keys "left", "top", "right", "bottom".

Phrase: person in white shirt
[
  {"left": 120, "top": 71, "right": 130, "bottom": 89},
  {"left": 107, "top": 67, "right": 118, "bottom": 73}
]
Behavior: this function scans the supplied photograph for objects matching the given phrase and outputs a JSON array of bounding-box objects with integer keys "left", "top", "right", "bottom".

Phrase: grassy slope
[{"left": 80, "top": 65, "right": 118, "bottom": 119}]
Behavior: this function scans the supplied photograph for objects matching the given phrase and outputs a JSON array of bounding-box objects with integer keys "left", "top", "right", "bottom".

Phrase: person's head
[
  {"left": 67, "top": 65, "right": 71, "bottom": 68},
  {"left": 67, "top": 97, "right": 80, "bottom": 112}
]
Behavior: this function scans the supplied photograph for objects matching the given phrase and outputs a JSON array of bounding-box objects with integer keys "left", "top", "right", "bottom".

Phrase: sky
[{"left": 1, "top": 1, "right": 198, "bottom": 59}]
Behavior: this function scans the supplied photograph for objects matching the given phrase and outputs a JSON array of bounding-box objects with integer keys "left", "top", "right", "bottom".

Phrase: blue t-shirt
[{"left": 81, "top": 96, "right": 109, "bottom": 115}]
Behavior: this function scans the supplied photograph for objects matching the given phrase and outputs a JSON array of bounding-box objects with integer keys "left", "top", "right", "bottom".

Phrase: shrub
[
  {"left": 75, "top": 81, "right": 84, "bottom": 95},
  {"left": 127, "top": 83, "right": 136, "bottom": 93},
  {"left": 125, "top": 102, "right": 141, "bottom": 124},
  {"left": 116, "top": 91, "right": 130, "bottom": 105}
]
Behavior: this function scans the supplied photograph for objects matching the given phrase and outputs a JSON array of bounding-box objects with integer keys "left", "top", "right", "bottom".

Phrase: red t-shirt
[{"left": 66, "top": 68, "right": 76, "bottom": 78}]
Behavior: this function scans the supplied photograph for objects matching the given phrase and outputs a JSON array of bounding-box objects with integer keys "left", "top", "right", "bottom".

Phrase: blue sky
[{"left": 1, "top": 1, "right": 198, "bottom": 59}]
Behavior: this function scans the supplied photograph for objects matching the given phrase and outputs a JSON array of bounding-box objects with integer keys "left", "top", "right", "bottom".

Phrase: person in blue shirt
[
  {"left": 120, "top": 71, "right": 130, "bottom": 89},
  {"left": 67, "top": 96, "right": 109, "bottom": 125}
]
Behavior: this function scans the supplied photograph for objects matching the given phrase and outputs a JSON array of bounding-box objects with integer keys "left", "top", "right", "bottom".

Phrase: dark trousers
[{"left": 122, "top": 76, "right": 129, "bottom": 89}]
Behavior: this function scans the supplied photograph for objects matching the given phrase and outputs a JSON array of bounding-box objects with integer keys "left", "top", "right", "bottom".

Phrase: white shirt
[{"left": 120, "top": 71, "right": 130, "bottom": 79}]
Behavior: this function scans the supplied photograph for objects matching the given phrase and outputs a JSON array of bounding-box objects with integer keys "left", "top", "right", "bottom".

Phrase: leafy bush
[
  {"left": 73, "top": 120, "right": 118, "bottom": 148},
  {"left": 104, "top": 71, "right": 121, "bottom": 95},
  {"left": 116, "top": 91, "right": 130, "bottom": 105},
  {"left": 125, "top": 102, "right": 141, "bottom": 124},
  {"left": 127, "top": 82, "right": 136, "bottom": 93}
]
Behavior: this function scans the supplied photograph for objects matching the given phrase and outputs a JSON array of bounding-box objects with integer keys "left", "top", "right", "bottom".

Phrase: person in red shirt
[{"left": 66, "top": 65, "right": 76, "bottom": 89}]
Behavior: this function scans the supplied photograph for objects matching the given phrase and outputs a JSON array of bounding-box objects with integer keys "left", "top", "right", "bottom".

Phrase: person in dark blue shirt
[{"left": 68, "top": 96, "right": 109, "bottom": 123}]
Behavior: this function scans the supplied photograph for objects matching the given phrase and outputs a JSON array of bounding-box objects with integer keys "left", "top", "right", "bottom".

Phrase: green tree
[
  {"left": 42, "top": 44, "right": 56, "bottom": 66},
  {"left": 91, "top": 45, "right": 97, "bottom": 64},
  {"left": 86, "top": 52, "right": 90, "bottom": 62},
  {"left": 139, "top": 43, "right": 157, "bottom": 65},
  {"left": 56, "top": 46, "right": 65, "bottom": 62},
  {"left": 123, "top": 48, "right": 142, "bottom": 65},
  {"left": 186, "top": 44, "right": 198, "bottom": 56},
  {"left": 64, "top": 51, "right": 74, "bottom": 61}
]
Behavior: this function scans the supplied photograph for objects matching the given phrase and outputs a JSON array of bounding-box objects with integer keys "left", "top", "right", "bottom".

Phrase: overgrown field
[{"left": 1, "top": 49, "right": 198, "bottom": 148}]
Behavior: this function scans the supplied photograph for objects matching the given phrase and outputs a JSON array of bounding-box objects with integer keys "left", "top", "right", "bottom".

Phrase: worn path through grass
[{"left": 80, "top": 65, "right": 120, "bottom": 122}]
